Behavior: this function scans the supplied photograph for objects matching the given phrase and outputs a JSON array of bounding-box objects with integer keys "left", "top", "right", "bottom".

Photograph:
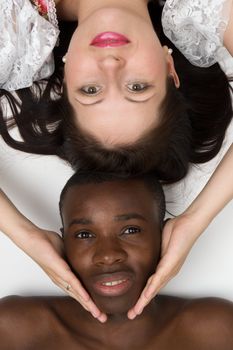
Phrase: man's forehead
[{"left": 62, "top": 180, "right": 159, "bottom": 219}]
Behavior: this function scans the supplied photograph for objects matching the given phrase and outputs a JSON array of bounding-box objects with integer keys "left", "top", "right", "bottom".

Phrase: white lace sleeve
[
  {"left": 162, "top": 0, "right": 233, "bottom": 67},
  {"left": 0, "top": 0, "right": 59, "bottom": 91}
]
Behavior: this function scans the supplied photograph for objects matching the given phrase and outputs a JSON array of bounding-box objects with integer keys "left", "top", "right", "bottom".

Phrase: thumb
[{"left": 161, "top": 219, "right": 174, "bottom": 255}]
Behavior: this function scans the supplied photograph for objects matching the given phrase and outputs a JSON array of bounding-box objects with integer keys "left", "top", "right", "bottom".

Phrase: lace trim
[
  {"left": 30, "top": 0, "right": 58, "bottom": 28},
  {"left": 162, "top": 0, "right": 233, "bottom": 67},
  {"left": 0, "top": 0, "right": 60, "bottom": 91},
  {"left": 47, "top": 0, "right": 59, "bottom": 29}
]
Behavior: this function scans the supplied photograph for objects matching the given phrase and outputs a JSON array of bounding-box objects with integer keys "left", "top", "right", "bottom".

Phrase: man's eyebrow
[
  {"left": 68, "top": 218, "right": 93, "bottom": 227},
  {"left": 114, "top": 213, "right": 147, "bottom": 222},
  {"left": 68, "top": 213, "right": 147, "bottom": 227}
]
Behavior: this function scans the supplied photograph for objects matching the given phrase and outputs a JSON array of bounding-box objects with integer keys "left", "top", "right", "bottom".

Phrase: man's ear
[{"left": 60, "top": 227, "right": 64, "bottom": 239}]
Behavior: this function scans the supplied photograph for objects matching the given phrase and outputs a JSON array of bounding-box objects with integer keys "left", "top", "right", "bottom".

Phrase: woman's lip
[
  {"left": 92, "top": 272, "right": 133, "bottom": 297},
  {"left": 90, "top": 32, "right": 130, "bottom": 47}
]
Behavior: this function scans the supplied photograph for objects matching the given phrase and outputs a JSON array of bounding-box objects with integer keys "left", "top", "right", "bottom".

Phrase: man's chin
[{"left": 91, "top": 292, "right": 140, "bottom": 316}]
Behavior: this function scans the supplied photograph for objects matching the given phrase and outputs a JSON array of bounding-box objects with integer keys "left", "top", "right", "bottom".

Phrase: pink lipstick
[{"left": 90, "top": 32, "right": 130, "bottom": 48}]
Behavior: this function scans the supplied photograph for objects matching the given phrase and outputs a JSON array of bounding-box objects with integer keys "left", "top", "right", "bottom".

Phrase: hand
[
  {"left": 20, "top": 228, "right": 107, "bottom": 323},
  {"left": 128, "top": 212, "right": 207, "bottom": 319}
]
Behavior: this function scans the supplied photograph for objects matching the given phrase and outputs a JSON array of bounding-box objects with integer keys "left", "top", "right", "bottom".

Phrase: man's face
[{"left": 62, "top": 179, "right": 161, "bottom": 315}]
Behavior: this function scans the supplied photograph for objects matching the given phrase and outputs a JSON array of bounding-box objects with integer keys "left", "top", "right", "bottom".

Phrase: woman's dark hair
[
  {"left": 60, "top": 78, "right": 191, "bottom": 183},
  {"left": 151, "top": 1, "right": 233, "bottom": 164},
  {"left": 0, "top": 1, "right": 232, "bottom": 183}
]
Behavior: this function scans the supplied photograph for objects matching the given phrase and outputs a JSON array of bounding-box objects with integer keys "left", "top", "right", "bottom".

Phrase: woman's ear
[{"left": 163, "top": 46, "right": 180, "bottom": 88}]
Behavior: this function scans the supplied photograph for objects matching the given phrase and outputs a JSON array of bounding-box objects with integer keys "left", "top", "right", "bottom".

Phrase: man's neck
[{"left": 66, "top": 298, "right": 160, "bottom": 349}]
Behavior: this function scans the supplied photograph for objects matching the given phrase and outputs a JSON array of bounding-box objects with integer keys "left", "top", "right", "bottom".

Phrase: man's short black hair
[{"left": 59, "top": 172, "right": 166, "bottom": 226}]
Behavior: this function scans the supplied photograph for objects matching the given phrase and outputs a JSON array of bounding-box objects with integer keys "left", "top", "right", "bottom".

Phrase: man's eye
[
  {"left": 75, "top": 231, "right": 94, "bottom": 239},
  {"left": 80, "top": 86, "right": 102, "bottom": 95},
  {"left": 123, "top": 227, "right": 141, "bottom": 235},
  {"left": 127, "top": 83, "right": 149, "bottom": 92}
]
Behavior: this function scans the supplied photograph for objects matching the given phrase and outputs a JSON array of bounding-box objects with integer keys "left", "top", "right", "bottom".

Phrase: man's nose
[
  {"left": 98, "top": 54, "right": 125, "bottom": 71},
  {"left": 92, "top": 238, "right": 127, "bottom": 266}
]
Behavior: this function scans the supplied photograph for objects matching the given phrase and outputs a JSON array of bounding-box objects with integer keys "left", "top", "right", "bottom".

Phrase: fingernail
[
  {"left": 128, "top": 313, "right": 136, "bottom": 320},
  {"left": 98, "top": 315, "right": 107, "bottom": 323}
]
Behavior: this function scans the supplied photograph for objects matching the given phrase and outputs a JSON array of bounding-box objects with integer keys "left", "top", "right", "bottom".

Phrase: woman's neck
[{"left": 57, "top": 0, "right": 150, "bottom": 22}]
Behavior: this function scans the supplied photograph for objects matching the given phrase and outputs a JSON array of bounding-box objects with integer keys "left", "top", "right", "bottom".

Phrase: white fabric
[
  {"left": 162, "top": 0, "right": 233, "bottom": 68},
  {"left": 0, "top": 0, "right": 59, "bottom": 91}
]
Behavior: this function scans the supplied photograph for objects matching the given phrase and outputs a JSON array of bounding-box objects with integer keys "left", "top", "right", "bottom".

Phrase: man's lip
[
  {"left": 91, "top": 272, "right": 134, "bottom": 297},
  {"left": 90, "top": 32, "right": 130, "bottom": 47}
]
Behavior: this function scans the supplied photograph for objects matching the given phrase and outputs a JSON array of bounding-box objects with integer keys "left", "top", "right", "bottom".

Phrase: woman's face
[
  {"left": 64, "top": 6, "right": 179, "bottom": 146},
  {"left": 62, "top": 179, "right": 161, "bottom": 315}
]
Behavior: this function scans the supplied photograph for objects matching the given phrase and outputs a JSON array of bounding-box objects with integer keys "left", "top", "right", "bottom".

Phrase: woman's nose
[
  {"left": 92, "top": 238, "right": 127, "bottom": 266},
  {"left": 98, "top": 55, "right": 125, "bottom": 71}
]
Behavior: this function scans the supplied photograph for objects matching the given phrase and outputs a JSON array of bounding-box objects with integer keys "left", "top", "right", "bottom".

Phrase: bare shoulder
[
  {"left": 174, "top": 297, "right": 233, "bottom": 350},
  {"left": 0, "top": 296, "right": 62, "bottom": 350}
]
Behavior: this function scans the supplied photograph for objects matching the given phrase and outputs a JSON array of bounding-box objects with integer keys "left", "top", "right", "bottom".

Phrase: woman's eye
[
  {"left": 75, "top": 231, "right": 94, "bottom": 239},
  {"left": 127, "top": 83, "right": 149, "bottom": 92},
  {"left": 80, "top": 86, "right": 102, "bottom": 95},
  {"left": 123, "top": 227, "right": 141, "bottom": 235}
]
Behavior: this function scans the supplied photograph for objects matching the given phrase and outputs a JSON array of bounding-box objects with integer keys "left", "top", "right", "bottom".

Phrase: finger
[
  {"left": 127, "top": 275, "right": 154, "bottom": 319},
  {"left": 68, "top": 289, "right": 98, "bottom": 315},
  {"left": 67, "top": 289, "right": 107, "bottom": 323},
  {"left": 144, "top": 274, "right": 167, "bottom": 299},
  {"left": 129, "top": 268, "right": 172, "bottom": 319},
  {"left": 128, "top": 292, "right": 151, "bottom": 320},
  {"left": 66, "top": 287, "right": 100, "bottom": 316},
  {"left": 63, "top": 275, "right": 90, "bottom": 302},
  {"left": 143, "top": 262, "right": 175, "bottom": 299},
  {"left": 97, "top": 313, "right": 108, "bottom": 323},
  {"left": 48, "top": 274, "right": 96, "bottom": 315},
  {"left": 46, "top": 266, "right": 91, "bottom": 302},
  {"left": 64, "top": 282, "right": 107, "bottom": 321},
  {"left": 161, "top": 222, "right": 173, "bottom": 254},
  {"left": 42, "top": 257, "right": 107, "bottom": 320}
]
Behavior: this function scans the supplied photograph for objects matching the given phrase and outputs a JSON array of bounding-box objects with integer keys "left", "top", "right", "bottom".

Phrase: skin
[
  {"left": 128, "top": 0, "right": 233, "bottom": 319},
  {"left": 0, "top": 0, "right": 232, "bottom": 326},
  {"left": 0, "top": 179, "right": 233, "bottom": 350},
  {"left": 224, "top": 0, "right": 233, "bottom": 56},
  {"left": 61, "top": 0, "right": 180, "bottom": 146}
]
